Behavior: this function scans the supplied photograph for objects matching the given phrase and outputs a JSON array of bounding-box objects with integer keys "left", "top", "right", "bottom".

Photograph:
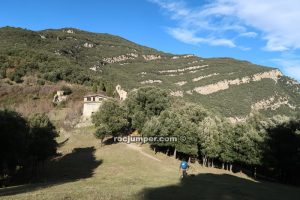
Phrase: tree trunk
[
  {"left": 203, "top": 156, "right": 208, "bottom": 167},
  {"left": 229, "top": 164, "right": 233, "bottom": 172},
  {"left": 173, "top": 148, "right": 177, "bottom": 158},
  {"left": 188, "top": 156, "right": 191, "bottom": 163},
  {"left": 166, "top": 148, "right": 170, "bottom": 156},
  {"left": 212, "top": 159, "right": 214, "bottom": 168},
  {"left": 222, "top": 163, "right": 225, "bottom": 169}
]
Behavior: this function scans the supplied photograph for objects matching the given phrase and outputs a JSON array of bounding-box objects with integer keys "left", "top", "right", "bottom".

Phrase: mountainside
[{"left": 1, "top": 26, "right": 300, "bottom": 118}]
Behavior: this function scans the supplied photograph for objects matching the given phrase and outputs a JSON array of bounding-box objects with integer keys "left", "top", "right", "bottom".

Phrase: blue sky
[{"left": 1, "top": 0, "right": 300, "bottom": 80}]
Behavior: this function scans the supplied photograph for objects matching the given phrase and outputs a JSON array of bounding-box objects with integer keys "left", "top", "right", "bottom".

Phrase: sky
[{"left": 1, "top": 0, "right": 300, "bottom": 80}]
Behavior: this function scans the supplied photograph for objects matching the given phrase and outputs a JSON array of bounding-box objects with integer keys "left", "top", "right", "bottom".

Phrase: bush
[
  {"left": 0, "top": 68, "right": 6, "bottom": 79},
  {"left": 37, "top": 79, "right": 45, "bottom": 85},
  {"left": 95, "top": 125, "right": 108, "bottom": 145},
  {"left": 12, "top": 73, "right": 23, "bottom": 83},
  {"left": 31, "top": 94, "right": 40, "bottom": 100},
  {"left": 92, "top": 84, "right": 98, "bottom": 93},
  {"left": 43, "top": 72, "right": 59, "bottom": 82},
  {"left": 60, "top": 85, "right": 72, "bottom": 95}
]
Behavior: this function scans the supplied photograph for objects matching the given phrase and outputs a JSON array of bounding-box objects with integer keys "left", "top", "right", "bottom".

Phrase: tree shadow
[
  {"left": 103, "top": 137, "right": 117, "bottom": 145},
  {"left": 138, "top": 173, "right": 300, "bottom": 200},
  {"left": 0, "top": 147, "right": 102, "bottom": 196}
]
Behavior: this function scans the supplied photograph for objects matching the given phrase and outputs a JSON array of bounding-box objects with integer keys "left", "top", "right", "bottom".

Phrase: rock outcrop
[
  {"left": 175, "top": 81, "right": 187, "bottom": 86},
  {"left": 103, "top": 53, "right": 138, "bottom": 63},
  {"left": 192, "top": 73, "right": 219, "bottom": 82},
  {"left": 142, "top": 55, "right": 161, "bottom": 61},
  {"left": 140, "top": 80, "right": 162, "bottom": 84},
  {"left": 170, "top": 90, "right": 183, "bottom": 97},
  {"left": 251, "top": 96, "right": 296, "bottom": 111},
  {"left": 116, "top": 85, "right": 127, "bottom": 101},
  {"left": 83, "top": 43, "right": 94, "bottom": 48},
  {"left": 53, "top": 91, "right": 68, "bottom": 104},
  {"left": 159, "top": 65, "right": 208, "bottom": 74},
  {"left": 193, "top": 70, "right": 282, "bottom": 95},
  {"left": 63, "top": 29, "right": 74, "bottom": 34}
]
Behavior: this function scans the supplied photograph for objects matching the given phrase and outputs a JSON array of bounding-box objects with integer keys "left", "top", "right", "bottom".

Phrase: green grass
[{"left": 1, "top": 127, "right": 300, "bottom": 200}]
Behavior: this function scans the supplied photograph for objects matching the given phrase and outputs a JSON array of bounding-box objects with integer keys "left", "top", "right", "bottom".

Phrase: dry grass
[
  {"left": 0, "top": 127, "right": 300, "bottom": 200},
  {"left": 0, "top": 81, "right": 88, "bottom": 120}
]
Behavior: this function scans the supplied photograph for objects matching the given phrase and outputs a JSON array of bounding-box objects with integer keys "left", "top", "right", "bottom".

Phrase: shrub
[
  {"left": 0, "top": 68, "right": 6, "bottom": 79},
  {"left": 37, "top": 79, "right": 45, "bottom": 85},
  {"left": 13, "top": 73, "right": 23, "bottom": 83},
  {"left": 60, "top": 85, "right": 72, "bottom": 95}
]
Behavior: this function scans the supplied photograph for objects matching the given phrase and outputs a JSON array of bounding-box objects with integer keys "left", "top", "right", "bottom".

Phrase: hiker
[{"left": 179, "top": 158, "right": 189, "bottom": 178}]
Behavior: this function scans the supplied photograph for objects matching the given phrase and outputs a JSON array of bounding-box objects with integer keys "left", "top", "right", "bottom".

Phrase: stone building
[
  {"left": 82, "top": 94, "right": 107, "bottom": 118},
  {"left": 116, "top": 84, "right": 127, "bottom": 101},
  {"left": 53, "top": 90, "right": 67, "bottom": 104}
]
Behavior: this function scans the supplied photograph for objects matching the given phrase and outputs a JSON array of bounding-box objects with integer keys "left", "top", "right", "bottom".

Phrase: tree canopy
[
  {"left": 0, "top": 110, "right": 57, "bottom": 179},
  {"left": 125, "top": 86, "right": 171, "bottom": 132},
  {"left": 92, "top": 99, "right": 130, "bottom": 137}
]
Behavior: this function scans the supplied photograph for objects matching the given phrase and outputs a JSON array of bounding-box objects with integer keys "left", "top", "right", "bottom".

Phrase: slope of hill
[
  {"left": 0, "top": 26, "right": 300, "bottom": 118},
  {"left": 1, "top": 126, "right": 300, "bottom": 200}
]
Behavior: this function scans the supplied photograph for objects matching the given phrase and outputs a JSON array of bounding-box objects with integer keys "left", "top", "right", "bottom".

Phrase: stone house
[{"left": 82, "top": 94, "right": 107, "bottom": 118}]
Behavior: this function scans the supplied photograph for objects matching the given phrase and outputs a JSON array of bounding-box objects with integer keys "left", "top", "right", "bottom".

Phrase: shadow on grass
[
  {"left": 138, "top": 173, "right": 300, "bottom": 200},
  {"left": 0, "top": 147, "right": 102, "bottom": 196},
  {"left": 103, "top": 137, "right": 118, "bottom": 145}
]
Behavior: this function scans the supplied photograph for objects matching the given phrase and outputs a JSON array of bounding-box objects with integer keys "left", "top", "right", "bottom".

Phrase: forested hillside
[{"left": 1, "top": 26, "right": 300, "bottom": 118}]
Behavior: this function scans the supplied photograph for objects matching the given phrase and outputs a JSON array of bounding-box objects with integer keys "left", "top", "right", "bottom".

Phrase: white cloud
[
  {"left": 239, "top": 32, "right": 257, "bottom": 38},
  {"left": 150, "top": 0, "right": 190, "bottom": 19},
  {"left": 225, "top": 0, "right": 300, "bottom": 51},
  {"left": 167, "top": 28, "right": 236, "bottom": 47},
  {"left": 150, "top": 0, "right": 300, "bottom": 51},
  {"left": 150, "top": 0, "right": 238, "bottom": 47}
]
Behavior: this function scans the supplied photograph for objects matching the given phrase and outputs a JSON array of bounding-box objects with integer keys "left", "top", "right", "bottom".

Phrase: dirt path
[{"left": 126, "top": 143, "right": 161, "bottom": 162}]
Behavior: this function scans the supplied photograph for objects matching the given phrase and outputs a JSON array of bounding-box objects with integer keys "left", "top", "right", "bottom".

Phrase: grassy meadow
[{"left": 1, "top": 126, "right": 300, "bottom": 200}]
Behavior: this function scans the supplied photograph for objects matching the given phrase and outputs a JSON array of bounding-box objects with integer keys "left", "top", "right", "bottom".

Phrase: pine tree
[{"left": 198, "top": 116, "right": 222, "bottom": 167}]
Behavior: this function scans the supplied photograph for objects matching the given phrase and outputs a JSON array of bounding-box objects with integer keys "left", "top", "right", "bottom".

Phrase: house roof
[{"left": 84, "top": 94, "right": 108, "bottom": 98}]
